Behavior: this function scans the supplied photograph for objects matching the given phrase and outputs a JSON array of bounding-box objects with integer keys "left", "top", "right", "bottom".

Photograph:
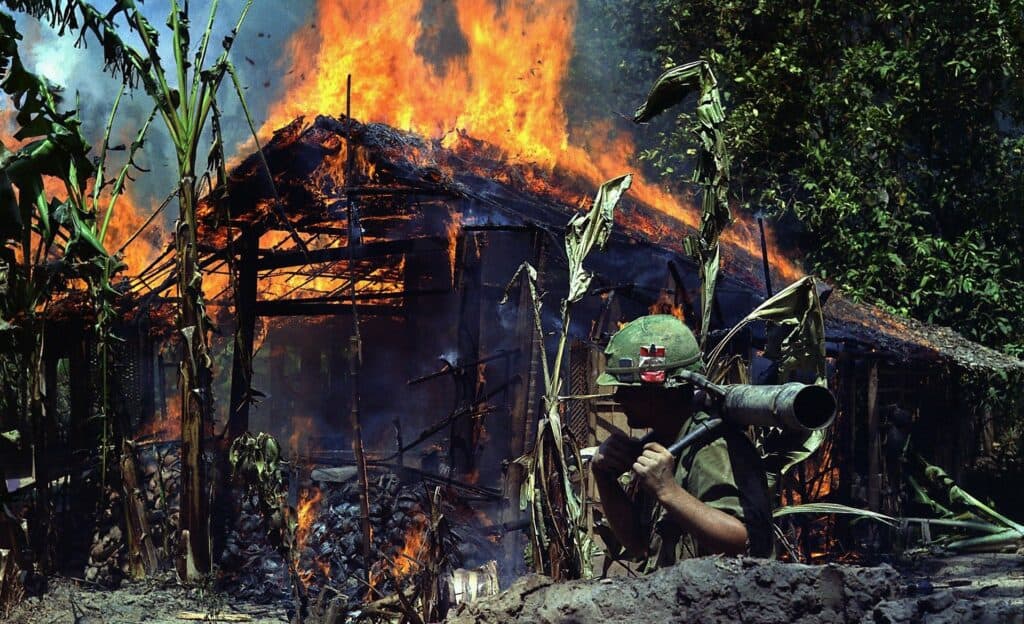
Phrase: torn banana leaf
[
  {"left": 504, "top": 175, "right": 631, "bottom": 580},
  {"left": 564, "top": 174, "right": 631, "bottom": 307},
  {"left": 708, "top": 276, "right": 827, "bottom": 385},
  {"left": 708, "top": 277, "right": 828, "bottom": 477},
  {"left": 634, "top": 61, "right": 730, "bottom": 343}
]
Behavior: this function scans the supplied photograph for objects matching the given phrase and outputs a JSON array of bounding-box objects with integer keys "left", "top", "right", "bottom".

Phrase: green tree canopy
[{"left": 586, "top": 0, "right": 1024, "bottom": 356}]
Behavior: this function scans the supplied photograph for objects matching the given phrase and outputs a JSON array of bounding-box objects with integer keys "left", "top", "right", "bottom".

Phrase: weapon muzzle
[{"left": 720, "top": 382, "right": 836, "bottom": 432}]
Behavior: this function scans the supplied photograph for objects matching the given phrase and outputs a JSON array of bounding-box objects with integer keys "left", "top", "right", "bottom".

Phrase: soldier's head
[{"left": 597, "top": 315, "right": 702, "bottom": 429}]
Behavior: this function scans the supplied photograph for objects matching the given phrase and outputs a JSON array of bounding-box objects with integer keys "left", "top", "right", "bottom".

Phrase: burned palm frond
[
  {"left": 229, "top": 432, "right": 309, "bottom": 621},
  {"left": 633, "top": 61, "right": 729, "bottom": 344},
  {"left": 900, "top": 453, "right": 1024, "bottom": 552},
  {"left": 504, "top": 174, "right": 632, "bottom": 580}
]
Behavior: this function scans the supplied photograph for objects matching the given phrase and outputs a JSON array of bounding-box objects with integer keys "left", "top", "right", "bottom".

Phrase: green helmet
[{"left": 596, "top": 314, "right": 703, "bottom": 388}]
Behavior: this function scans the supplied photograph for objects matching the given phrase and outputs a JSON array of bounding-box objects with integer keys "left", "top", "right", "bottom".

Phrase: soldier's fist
[
  {"left": 632, "top": 442, "right": 676, "bottom": 498},
  {"left": 592, "top": 432, "right": 642, "bottom": 477}
]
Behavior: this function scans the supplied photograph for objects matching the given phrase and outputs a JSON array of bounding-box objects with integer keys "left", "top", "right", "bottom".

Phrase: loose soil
[{"left": 6, "top": 554, "right": 1023, "bottom": 623}]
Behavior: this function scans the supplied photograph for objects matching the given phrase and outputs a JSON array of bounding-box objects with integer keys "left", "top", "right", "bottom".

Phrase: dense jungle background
[{"left": 573, "top": 0, "right": 1024, "bottom": 357}]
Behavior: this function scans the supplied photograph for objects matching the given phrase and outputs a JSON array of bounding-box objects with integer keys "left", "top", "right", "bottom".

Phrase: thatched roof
[{"left": 211, "top": 115, "right": 1023, "bottom": 374}]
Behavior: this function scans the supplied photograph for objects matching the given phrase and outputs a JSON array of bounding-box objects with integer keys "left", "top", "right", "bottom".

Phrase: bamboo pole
[{"left": 867, "top": 362, "right": 880, "bottom": 512}]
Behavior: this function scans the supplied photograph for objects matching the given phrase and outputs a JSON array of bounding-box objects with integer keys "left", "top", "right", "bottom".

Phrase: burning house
[
  {"left": 104, "top": 111, "right": 1023, "bottom": 582},
  {"left": 3, "top": 1, "right": 1024, "bottom": 621}
]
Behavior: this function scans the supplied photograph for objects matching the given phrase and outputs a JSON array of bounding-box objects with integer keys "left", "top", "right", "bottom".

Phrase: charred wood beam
[
  {"left": 407, "top": 349, "right": 516, "bottom": 385},
  {"left": 288, "top": 225, "right": 349, "bottom": 237},
  {"left": 462, "top": 224, "right": 542, "bottom": 232},
  {"left": 389, "top": 405, "right": 500, "bottom": 462},
  {"left": 255, "top": 237, "right": 447, "bottom": 271},
  {"left": 340, "top": 186, "right": 457, "bottom": 197},
  {"left": 228, "top": 229, "right": 258, "bottom": 440},
  {"left": 260, "top": 289, "right": 449, "bottom": 306},
  {"left": 253, "top": 301, "right": 399, "bottom": 317},
  {"left": 136, "top": 250, "right": 230, "bottom": 300}
]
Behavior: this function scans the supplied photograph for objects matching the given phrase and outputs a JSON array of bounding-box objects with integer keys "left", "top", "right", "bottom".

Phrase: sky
[{"left": 6, "top": 1, "right": 317, "bottom": 211}]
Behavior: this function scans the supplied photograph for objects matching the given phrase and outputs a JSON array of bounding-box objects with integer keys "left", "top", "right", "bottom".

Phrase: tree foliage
[
  {"left": 4, "top": 0, "right": 261, "bottom": 581},
  {"left": 589, "top": 0, "right": 1024, "bottom": 356}
]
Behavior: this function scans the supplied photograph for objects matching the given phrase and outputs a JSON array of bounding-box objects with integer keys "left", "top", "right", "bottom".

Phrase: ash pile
[{"left": 221, "top": 465, "right": 466, "bottom": 613}]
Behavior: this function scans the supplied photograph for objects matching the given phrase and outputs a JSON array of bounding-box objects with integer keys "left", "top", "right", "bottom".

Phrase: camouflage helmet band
[{"left": 603, "top": 353, "right": 702, "bottom": 376}]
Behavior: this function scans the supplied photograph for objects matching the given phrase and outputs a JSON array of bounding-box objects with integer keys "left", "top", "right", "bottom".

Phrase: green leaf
[
  {"left": 564, "top": 174, "right": 632, "bottom": 305},
  {"left": 773, "top": 502, "right": 897, "bottom": 526}
]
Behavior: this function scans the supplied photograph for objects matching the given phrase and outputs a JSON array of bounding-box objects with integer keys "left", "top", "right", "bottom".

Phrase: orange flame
[
  {"left": 264, "top": 0, "right": 804, "bottom": 283},
  {"left": 391, "top": 523, "right": 427, "bottom": 579},
  {"left": 649, "top": 288, "right": 685, "bottom": 322},
  {"left": 296, "top": 486, "right": 323, "bottom": 551}
]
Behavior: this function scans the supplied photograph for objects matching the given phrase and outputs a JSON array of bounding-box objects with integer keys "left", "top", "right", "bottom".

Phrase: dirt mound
[{"left": 448, "top": 556, "right": 900, "bottom": 624}]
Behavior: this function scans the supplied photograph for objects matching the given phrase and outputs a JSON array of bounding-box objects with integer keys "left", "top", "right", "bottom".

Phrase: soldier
[{"left": 591, "top": 315, "right": 773, "bottom": 571}]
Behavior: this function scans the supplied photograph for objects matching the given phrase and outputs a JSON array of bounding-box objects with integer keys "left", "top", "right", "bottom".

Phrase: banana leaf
[
  {"left": 708, "top": 276, "right": 827, "bottom": 384},
  {"left": 564, "top": 174, "right": 631, "bottom": 307},
  {"left": 705, "top": 276, "right": 828, "bottom": 478},
  {"left": 773, "top": 502, "right": 897, "bottom": 527},
  {"left": 504, "top": 175, "right": 631, "bottom": 580},
  {"left": 633, "top": 61, "right": 729, "bottom": 343},
  {"left": 910, "top": 453, "right": 1024, "bottom": 536}
]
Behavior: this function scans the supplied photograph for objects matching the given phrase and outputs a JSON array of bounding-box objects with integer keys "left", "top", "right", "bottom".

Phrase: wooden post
[
  {"left": 35, "top": 340, "right": 58, "bottom": 572},
  {"left": 228, "top": 228, "right": 258, "bottom": 441},
  {"left": 981, "top": 404, "right": 995, "bottom": 456},
  {"left": 500, "top": 231, "right": 545, "bottom": 575},
  {"left": 452, "top": 232, "right": 484, "bottom": 477},
  {"left": 867, "top": 362, "right": 880, "bottom": 512},
  {"left": 215, "top": 227, "right": 258, "bottom": 567}
]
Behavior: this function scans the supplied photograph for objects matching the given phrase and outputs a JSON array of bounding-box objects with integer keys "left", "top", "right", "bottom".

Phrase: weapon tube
[
  {"left": 673, "top": 369, "right": 837, "bottom": 433},
  {"left": 717, "top": 382, "right": 835, "bottom": 432},
  {"left": 660, "top": 384, "right": 835, "bottom": 458}
]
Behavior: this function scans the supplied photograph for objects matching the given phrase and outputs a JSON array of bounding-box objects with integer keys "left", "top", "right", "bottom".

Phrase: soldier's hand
[
  {"left": 592, "top": 432, "right": 642, "bottom": 477},
  {"left": 632, "top": 442, "right": 677, "bottom": 498}
]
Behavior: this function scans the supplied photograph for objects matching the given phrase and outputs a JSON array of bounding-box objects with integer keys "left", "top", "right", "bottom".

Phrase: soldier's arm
[
  {"left": 593, "top": 470, "right": 648, "bottom": 557},
  {"left": 633, "top": 443, "right": 748, "bottom": 556},
  {"left": 592, "top": 433, "right": 647, "bottom": 557}
]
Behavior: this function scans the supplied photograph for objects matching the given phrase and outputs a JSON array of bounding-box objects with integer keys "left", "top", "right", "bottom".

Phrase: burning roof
[
  {"left": 824, "top": 295, "right": 1024, "bottom": 372},
  {"left": 197, "top": 114, "right": 1022, "bottom": 374}
]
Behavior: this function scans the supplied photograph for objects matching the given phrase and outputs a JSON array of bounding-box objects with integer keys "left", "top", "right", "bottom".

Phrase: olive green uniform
[
  {"left": 632, "top": 411, "right": 774, "bottom": 572},
  {"left": 595, "top": 314, "right": 774, "bottom": 569}
]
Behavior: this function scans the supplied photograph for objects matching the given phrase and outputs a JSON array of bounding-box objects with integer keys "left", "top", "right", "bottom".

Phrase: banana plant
[
  {"left": 229, "top": 432, "right": 308, "bottom": 621},
  {"left": 2, "top": 0, "right": 264, "bottom": 580},
  {"left": 633, "top": 61, "right": 730, "bottom": 345},
  {"left": 0, "top": 9, "right": 140, "bottom": 571},
  {"left": 502, "top": 174, "right": 632, "bottom": 580}
]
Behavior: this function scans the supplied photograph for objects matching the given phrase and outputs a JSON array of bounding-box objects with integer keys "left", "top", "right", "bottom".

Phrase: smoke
[{"left": 8, "top": 1, "right": 315, "bottom": 258}]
